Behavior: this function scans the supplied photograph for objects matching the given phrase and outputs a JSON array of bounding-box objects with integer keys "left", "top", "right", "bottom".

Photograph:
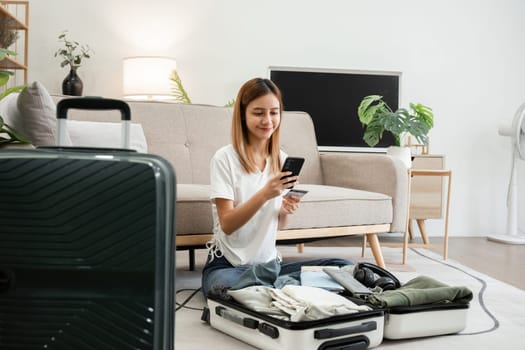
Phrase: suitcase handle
[
  {"left": 56, "top": 97, "right": 131, "bottom": 120},
  {"left": 215, "top": 306, "right": 259, "bottom": 329},
  {"left": 215, "top": 306, "right": 280, "bottom": 339},
  {"left": 314, "top": 321, "right": 377, "bottom": 340},
  {"left": 56, "top": 97, "right": 131, "bottom": 149}
]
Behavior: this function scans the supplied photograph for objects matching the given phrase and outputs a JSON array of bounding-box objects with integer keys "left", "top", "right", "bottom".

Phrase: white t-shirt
[{"left": 209, "top": 144, "right": 286, "bottom": 266}]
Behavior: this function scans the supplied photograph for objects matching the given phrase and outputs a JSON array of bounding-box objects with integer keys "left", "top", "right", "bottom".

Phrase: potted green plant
[
  {"left": 54, "top": 30, "right": 93, "bottom": 96},
  {"left": 0, "top": 48, "right": 29, "bottom": 146},
  {"left": 358, "top": 95, "right": 434, "bottom": 147},
  {"left": 357, "top": 95, "right": 434, "bottom": 167}
]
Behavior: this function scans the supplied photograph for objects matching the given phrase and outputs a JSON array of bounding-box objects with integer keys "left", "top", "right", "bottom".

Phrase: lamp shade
[{"left": 122, "top": 56, "right": 176, "bottom": 100}]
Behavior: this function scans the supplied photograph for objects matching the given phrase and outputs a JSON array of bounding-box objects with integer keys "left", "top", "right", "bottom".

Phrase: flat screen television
[{"left": 269, "top": 67, "right": 401, "bottom": 152}]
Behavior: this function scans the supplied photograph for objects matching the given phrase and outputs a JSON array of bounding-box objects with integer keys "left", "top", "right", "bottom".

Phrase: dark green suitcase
[{"left": 0, "top": 97, "right": 175, "bottom": 350}]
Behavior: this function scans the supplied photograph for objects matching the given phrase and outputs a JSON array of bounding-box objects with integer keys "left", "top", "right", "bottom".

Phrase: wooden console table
[
  {"left": 402, "top": 168, "right": 452, "bottom": 264},
  {"left": 409, "top": 154, "right": 446, "bottom": 243},
  {"left": 363, "top": 154, "right": 452, "bottom": 264}
]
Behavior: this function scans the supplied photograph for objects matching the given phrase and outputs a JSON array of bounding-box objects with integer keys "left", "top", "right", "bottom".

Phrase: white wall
[{"left": 27, "top": 0, "right": 525, "bottom": 237}]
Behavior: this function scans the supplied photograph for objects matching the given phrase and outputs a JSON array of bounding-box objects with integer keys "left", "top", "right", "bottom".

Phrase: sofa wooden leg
[
  {"left": 408, "top": 220, "right": 414, "bottom": 241},
  {"left": 296, "top": 243, "right": 304, "bottom": 253},
  {"left": 416, "top": 219, "right": 430, "bottom": 244},
  {"left": 366, "top": 233, "right": 385, "bottom": 268},
  {"left": 189, "top": 248, "right": 195, "bottom": 271}
]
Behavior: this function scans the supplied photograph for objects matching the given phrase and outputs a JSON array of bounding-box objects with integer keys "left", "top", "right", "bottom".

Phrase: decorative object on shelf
[
  {"left": 54, "top": 30, "right": 92, "bottom": 96},
  {"left": 0, "top": 18, "right": 18, "bottom": 48},
  {"left": 61, "top": 68, "right": 83, "bottom": 96},
  {"left": 0, "top": 48, "right": 28, "bottom": 145},
  {"left": 0, "top": 1, "right": 28, "bottom": 84},
  {"left": 123, "top": 56, "right": 178, "bottom": 101},
  {"left": 357, "top": 95, "right": 434, "bottom": 168},
  {"left": 407, "top": 135, "right": 430, "bottom": 155}
]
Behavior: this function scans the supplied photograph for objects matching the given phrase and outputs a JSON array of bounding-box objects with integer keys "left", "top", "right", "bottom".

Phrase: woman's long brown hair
[{"left": 231, "top": 78, "right": 283, "bottom": 174}]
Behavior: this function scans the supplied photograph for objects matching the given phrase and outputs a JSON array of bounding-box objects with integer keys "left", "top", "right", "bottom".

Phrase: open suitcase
[
  {"left": 203, "top": 262, "right": 470, "bottom": 349},
  {"left": 0, "top": 97, "right": 176, "bottom": 350},
  {"left": 204, "top": 295, "right": 385, "bottom": 350}
]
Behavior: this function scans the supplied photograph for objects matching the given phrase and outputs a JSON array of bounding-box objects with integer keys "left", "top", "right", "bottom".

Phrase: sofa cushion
[
  {"left": 285, "top": 184, "right": 392, "bottom": 229},
  {"left": 175, "top": 183, "right": 392, "bottom": 237},
  {"left": 176, "top": 184, "right": 213, "bottom": 235},
  {"left": 15, "top": 81, "right": 72, "bottom": 146}
]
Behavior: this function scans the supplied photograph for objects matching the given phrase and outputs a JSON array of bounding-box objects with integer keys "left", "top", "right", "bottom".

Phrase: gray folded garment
[{"left": 366, "top": 275, "right": 473, "bottom": 308}]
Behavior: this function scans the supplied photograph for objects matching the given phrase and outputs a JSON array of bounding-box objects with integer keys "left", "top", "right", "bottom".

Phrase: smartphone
[
  {"left": 281, "top": 157, "right": 305, "bottom": 187},
  {"left": 284, "top": 188, "right": 308, "bottom": 198}
]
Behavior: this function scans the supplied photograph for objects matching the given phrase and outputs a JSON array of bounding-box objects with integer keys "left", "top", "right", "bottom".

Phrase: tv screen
[{"left": 270, "top": 67, "right": 400, "bottom": 151}]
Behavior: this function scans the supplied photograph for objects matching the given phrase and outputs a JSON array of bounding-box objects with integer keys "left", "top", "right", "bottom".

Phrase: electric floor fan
[{"left": 488, "top": 102, "right": 525, "bottom": 244}]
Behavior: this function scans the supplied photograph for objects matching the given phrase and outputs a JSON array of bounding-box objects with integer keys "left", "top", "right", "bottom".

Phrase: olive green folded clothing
[{"left": 366, "top": 275, "right": 473, "bottom": 308}]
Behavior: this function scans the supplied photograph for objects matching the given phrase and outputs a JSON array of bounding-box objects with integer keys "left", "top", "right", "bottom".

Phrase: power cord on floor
[
  {"left": 410, "top": 248, "right": 500, "bottom": 335},
  {"left": 175, "top": 288, "right": 203, "bottom": 312}
]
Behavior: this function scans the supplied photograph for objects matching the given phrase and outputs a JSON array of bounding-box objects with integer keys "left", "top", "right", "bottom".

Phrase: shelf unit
[{"left": 0, "top": 0, "right": 29, "bottom": 85}]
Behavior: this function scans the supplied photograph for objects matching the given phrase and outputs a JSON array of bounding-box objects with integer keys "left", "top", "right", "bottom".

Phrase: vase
[
  {"left": 62, "top": 68, "right": 83, "bottom": 96},
  {"left": 386, "top": 146, "right": 412, "bottom": 169}
]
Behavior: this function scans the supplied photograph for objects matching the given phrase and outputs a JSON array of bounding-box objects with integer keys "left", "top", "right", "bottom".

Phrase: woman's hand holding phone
[
  {"left": 280, "top": 157, "right": 305, "bottom": 188},
  {"left": 263, "top": 157, "right": 305, "bottom": 200}
]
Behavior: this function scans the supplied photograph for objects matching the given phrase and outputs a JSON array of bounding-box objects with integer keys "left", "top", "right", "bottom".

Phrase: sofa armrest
[{"left": 320, "top": 152, "right": 409, "bottom": 233}]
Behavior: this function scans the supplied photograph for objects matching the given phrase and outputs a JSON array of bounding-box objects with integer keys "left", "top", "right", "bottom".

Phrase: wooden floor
[
  {"left": 427, "top": 236, "right": 525, "bottom": 291},
  {"left": 305, "top": 236, "right": 525, "bottom": 291}
]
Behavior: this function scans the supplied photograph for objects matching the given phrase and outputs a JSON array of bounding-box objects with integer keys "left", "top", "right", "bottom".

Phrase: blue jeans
[{"left": 201, "top": 253, "right": 353, "bottom": 297}]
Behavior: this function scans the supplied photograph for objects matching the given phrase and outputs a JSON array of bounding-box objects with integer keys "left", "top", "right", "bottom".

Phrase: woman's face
[{"left": 244, "top": 93, "right": 281, "bottom": 144}]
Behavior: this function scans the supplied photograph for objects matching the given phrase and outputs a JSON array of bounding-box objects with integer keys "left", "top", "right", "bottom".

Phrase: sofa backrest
[
  {"left": 54, "top": 98, "right": 324, "bottom": 185},
  {"left": 279, "top": 111, "right": 324, "bottom": 185}
]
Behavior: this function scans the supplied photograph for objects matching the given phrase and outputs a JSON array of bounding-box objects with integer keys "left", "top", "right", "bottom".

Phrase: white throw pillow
[
  {"left": 66, "top": 120, "right": 148, "bottom": 153},
  {"left": 0, "top": 92, "right": 20, "bottom": 126},
  {"left": 15, "top": 81, "right": 73, "bottom": 146}
]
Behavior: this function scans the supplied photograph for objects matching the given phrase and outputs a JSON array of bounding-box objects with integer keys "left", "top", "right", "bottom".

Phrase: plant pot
[
  {"left": 62, "top": 68, "right": 83, "bottom": 96},
  {"left": 386, "top": 146, "right": 412, "bottom": 169}
]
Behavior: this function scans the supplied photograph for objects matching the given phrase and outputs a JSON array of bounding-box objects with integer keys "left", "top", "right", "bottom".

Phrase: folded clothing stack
[{"left": 227, "top": 285, "right": 371, "bottom": 322}]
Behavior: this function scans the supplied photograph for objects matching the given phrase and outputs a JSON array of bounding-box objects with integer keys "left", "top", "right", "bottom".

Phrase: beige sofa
[{"left": 1, "top": 84, "right": 409, "bottom": 270}]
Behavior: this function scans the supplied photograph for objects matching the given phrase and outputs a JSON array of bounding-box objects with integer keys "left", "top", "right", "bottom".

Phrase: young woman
[{"left": 201, "top": 78, "right": 351, "bottom": 297}]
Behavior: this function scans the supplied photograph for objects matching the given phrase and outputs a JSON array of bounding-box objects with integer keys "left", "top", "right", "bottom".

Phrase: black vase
[{"left": 62, "top": 68, "right": 83, "bottom": 96}]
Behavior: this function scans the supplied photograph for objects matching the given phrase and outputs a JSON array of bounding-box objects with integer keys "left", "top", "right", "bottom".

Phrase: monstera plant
[
  {"left": 0, "top": 48, "right": 29, "bottom": 145},
  {"left": 357, "top": 95, "right": 434, "bottom": 147}
]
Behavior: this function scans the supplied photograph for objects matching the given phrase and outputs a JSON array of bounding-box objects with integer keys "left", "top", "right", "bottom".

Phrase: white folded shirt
[{"left": 228, "top": 285, "right": 370, "bottom": 322}]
